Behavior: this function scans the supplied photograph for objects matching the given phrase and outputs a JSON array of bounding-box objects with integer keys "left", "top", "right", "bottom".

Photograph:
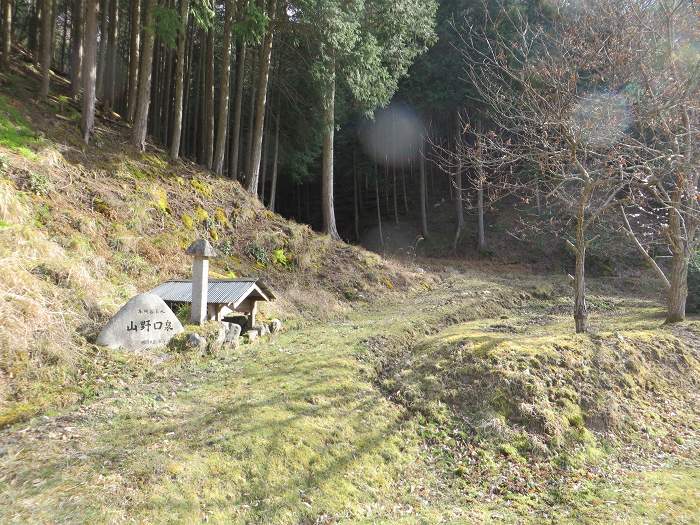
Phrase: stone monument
[{"left": 96, "top": 293, "right": 184, "bottom": 351}]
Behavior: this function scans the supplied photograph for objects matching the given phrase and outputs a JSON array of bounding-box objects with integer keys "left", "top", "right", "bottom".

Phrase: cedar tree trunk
[
  {"left": 268, "top": 111, "right": 279, "bottom": 211},
  {"left": 320, "top": 59, "right": 340, "bottom": 240},
  {"left": 203, "top": 28, "right": 214, "bottom": 168},
  {"left": 246, "top": 0, "right": 276, "bottom": 193},
  {"left": 419, "top": 141, "right": 428, "bottom": 239},
  {"left": 213, "top": 0, "right": 234, "bottom": 174},
  {"left": 229, "top": 42, "right": 245, "bottom": 179},
  {"left": 70, "top": 0, "right": 82, "bottom": 98},
  {"left": 39, "top": 0, "right": 53, "bottom": 99},
  {"left": 169, "top": 0, "right": 189, "bottom": 159},
  {"left": 126, "top": 0, "right": 139, "bottom": 122},
  {"left": 103, "top": 0, "right": 117, "bottom": 112},
  {"left": 81, "top": 0, "right": 98, "bottom": 143},
  {"left": 1, "top": 0, "right": 12, "bottom": 69},
  {"left": 132, "top": 0, "right": 154, "bottom": 151}
]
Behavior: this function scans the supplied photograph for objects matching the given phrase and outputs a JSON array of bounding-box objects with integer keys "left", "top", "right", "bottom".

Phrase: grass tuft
[{"left": 0, "top": 94, "right": 39, "bottom": 159}]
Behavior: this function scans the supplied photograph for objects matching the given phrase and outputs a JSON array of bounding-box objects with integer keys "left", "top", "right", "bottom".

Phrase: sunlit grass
[
  {"left": 0, "top": 94, "right": 39, "bottom": 159},
  {"left": 0, "top": 276, "right": 698, "bottom": 524},
  {"left": 0, "top": 322, "right": 447, "bottom": 523}
]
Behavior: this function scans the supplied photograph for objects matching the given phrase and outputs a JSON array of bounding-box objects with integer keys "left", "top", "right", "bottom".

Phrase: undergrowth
[{"left": 0, "top": 94, "right": 39, "bottom": 159}]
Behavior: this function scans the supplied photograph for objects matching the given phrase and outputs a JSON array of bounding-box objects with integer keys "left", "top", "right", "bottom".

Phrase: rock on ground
[
  {"left": 96, "top": 294, "right": 183, "bottom": 351},
  {"left": 185, "top": 333, "right": 207, "bottom": 352},
  {"left": 225, "top": 324, "right": 242, "bottom": 349},
  {"left": 270, "top": 319, "right": 283, "bottom": 333}
]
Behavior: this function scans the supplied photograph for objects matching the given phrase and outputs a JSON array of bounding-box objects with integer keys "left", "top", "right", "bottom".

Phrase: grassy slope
[
  {"left": 1, "top": 273, "right": 698, "bottom": 523},
  {"left": 0, "top": 59, "right": 699, "bottom": 523},
  {"left": 0, "top": 60, "right": 418, "bottom": 427}
]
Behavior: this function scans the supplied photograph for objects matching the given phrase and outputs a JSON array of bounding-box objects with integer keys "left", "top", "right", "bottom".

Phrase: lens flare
[
  {"left": 569, "top": 92, "right": 631, "bottom": 148},
  {"left": 359, "top": 104, "right": 423, "bottom": 167}
]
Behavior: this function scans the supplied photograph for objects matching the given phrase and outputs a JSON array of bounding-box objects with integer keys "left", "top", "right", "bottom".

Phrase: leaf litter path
[{"left": 0, "top": 273, "right": 698, "bottom": 524}]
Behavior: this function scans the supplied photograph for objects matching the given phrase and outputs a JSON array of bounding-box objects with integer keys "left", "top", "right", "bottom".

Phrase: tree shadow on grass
[
  {"left": 55, "top": 346, "right": 412, "bottom": 522},
  {"left": 108, "top": 396, "right": 402, "bottom": 522}
]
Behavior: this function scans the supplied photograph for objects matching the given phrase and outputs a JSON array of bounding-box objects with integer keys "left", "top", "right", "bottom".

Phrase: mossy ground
[
  {"left": 0, "top": 273, "right": 698, "bottom": 523},
  {"left": 0, "top": 93, "right": 40, "bottom": 159}
]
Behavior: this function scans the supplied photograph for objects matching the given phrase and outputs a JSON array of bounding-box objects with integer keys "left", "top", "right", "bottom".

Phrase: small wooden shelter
[{"left": 150, "top": 278, "right": 275, "bottom": 328}]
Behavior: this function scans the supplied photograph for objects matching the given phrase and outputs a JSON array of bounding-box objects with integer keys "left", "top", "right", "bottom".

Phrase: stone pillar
[
  {"left": 191, "top": 256, "right": 208, "bottom": 325},
  {"left": 250, "top": 300, "right": 258, "bottom": 328},
  {"left": 186, "top": 239, "right": 219, "bottom": 326}
]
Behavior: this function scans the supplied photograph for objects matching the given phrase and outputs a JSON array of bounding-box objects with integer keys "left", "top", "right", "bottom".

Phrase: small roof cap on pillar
[{"left": 186, "top": 238, "right": 219, "bottom": 258}]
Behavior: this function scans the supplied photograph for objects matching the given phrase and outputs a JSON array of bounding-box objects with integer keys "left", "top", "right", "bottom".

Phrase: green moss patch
[
  {"left": 168, "top": 322, "right": 224, "bottom": 354},
  {"left": 0, "top": 94, "right": 39, "bottom": 159},
  {"left": 375, "top": 302, "right": 700, "bottom": 512}
]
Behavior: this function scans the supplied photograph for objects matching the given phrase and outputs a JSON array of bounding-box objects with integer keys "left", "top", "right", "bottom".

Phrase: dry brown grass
[{"left": 0, "top": 68, "right": 425, "bottom": 426}]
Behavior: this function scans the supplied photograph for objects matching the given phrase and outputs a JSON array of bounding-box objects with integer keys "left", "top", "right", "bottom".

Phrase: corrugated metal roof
[{"left": 150, "top": 279, "right": 275, "bottom": 306}]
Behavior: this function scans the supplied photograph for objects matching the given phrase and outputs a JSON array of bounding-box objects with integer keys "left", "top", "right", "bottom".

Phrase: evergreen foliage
[
  {"left": 233, "top": 2, "right": 267, "bottom": 45},
  {"left": 688, "top": 252, "right": 700, "bottom": 314},
  {"left": 153, "top": 5, "right": 181, "bottom": 49}
]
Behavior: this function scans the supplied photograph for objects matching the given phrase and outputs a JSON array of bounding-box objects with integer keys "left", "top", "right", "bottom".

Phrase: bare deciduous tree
[
  {"left": 455, "top": 0, "right": 698, "bottom": 329},
  {"left": 453, "top": 0, "right": 644, "bottom": 332},
  {"left": 433, "top": 122, "right": 510, "bottom": 256},
  {"left": 614, "top": 0, "right": 699, "bottom": 323}
]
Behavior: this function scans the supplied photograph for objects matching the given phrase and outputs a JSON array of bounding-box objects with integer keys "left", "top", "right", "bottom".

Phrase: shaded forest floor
[{"left": 1, "top": 270, "right": 698, "bottom": 524}]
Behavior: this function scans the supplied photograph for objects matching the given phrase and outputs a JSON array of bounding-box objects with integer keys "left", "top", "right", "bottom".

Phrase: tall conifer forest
[
  {"left": 0, "top": 1, "right": 699, "bottom": 522},
  {"left": 1, "top": 0, "right": 697, "bottom": 329}
]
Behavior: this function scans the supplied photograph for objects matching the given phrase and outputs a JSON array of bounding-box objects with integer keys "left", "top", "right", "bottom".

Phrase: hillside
[
  {"left": 0, "top": 60, "right": 423, "bottom": 427},
  {"left": 1, "top": 60, "right": 699, "bottom": 523}
]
